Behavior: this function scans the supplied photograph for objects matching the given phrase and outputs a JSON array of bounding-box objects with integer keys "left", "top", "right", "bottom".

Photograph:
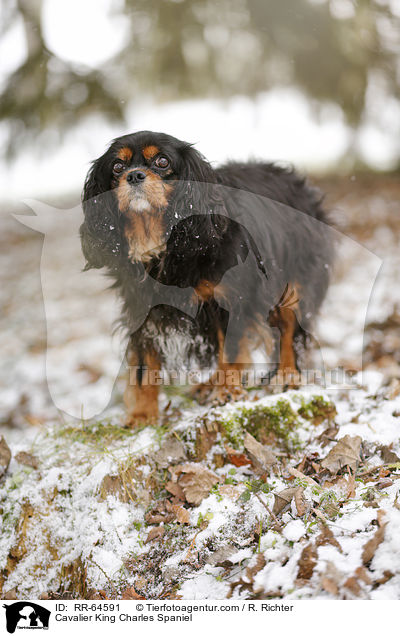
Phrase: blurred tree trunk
[{"left": 18, "top": 0, "right": 43, "bottom": 57}]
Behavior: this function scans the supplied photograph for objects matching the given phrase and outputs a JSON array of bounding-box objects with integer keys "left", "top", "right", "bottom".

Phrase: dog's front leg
[
  {"left": 207, "top": 327, "right": 250, "bottom": 404},
  {"left": 124, "top": 345, "right": 161, "bottom": 426},
  {"left": 268, "top": 284, "right": 301, "bottom": 389}
]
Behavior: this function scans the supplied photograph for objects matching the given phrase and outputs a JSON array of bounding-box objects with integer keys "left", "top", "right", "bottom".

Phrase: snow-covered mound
[{"left": 1, "top": 375, "right": 400, "bottom": 600}]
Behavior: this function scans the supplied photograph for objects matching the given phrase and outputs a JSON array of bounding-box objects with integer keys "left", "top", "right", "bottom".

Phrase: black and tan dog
[{"left": 81, "top": 131, "right": 334, "bottom": 425}]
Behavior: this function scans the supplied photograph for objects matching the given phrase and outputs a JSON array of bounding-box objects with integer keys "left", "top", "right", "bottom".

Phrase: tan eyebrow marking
[
  {"left": 117, "top": 147, "right": 133, "bottom": 162},
  {"left": 142, "top": 145, "right": 160, "bottom": 161}
]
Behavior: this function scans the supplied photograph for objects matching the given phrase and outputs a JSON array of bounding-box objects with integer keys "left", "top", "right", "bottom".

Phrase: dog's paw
[
  {"left": 190, "top": 382, "right": 213, "bottom": 404},
  {"left": 125, "top": 408, "right": 159, "bottom": 428},
  {"left": 280, "top": 368, "right": 301, "bottom": 391},
  {"left": 209, "top": 384, "right": 247, "bottom": 405}
]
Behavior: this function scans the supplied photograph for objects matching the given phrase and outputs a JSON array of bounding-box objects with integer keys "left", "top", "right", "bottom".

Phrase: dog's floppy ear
[
  {"left": 179, "top": 143, "right": 217, "bottom": 185},
  {"left": 169, "top": 143, "right": 229, "bottom": 239},
  {"left": 80, "top": 160, "right": 124, "bottom": 270}
]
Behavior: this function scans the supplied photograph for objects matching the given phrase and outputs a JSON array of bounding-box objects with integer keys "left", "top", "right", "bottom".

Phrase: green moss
[
  {"left": 163, "top": 384, "right": 197, "bottom": 408},
  {"left": 52, "top": 420, "right": 135, "bottom": 447},
  {"left": 219, "top": 399, "right": 301, "bottom": 452},
  {"left": 298, "top": 395, "right": 337, "bottom": 425},
  {"left": 219, "top": 414, "right": 244, "bottom": 448}
]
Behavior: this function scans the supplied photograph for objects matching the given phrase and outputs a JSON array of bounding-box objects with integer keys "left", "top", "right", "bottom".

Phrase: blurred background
[
  {"left": 1, "top": 0, "right": 400, "bottom": 197},
  {"left": 0, "top": 0, "right": 399, "bottom": 428}
]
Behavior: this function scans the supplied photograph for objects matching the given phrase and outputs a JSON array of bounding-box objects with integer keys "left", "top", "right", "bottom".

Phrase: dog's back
[
  {"left": 215, "top": 160, "right": 334, "bottom": 358},
  {"left": 216, "top": 161, "right": 327, "bottom": 221}
]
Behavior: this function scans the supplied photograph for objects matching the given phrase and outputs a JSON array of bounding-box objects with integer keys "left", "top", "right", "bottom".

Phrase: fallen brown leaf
[
  {"left": 145, "top": 500, "right": 174, "bottom": 524},
  {"left": 346, "top": 469, "right": 356, "bottom": 499},
  {"left": 2, "top": 588, "right": 18, "bottom": 600},
  {"left": 169, "top": 463, "right": 219, "bottom": 505},
  {"left": 171, "top": 504, "right": 190, "bottom": 524},
  {"left": 324, "top": 476, "right": 348, "bottom": 490},
  {"left": 153, "top": 435, "right": 187, "bottom": 468},
  {"left": 321, "top": 435, "right": 362, "bottom": 474},
  {"left": 343, "top": 576, "right": 362, "bottom": 597},
  {"left": 165, "top": 480, "right": 185, "bottom": 500},
  {"left": 87, "top": 589, "right": 109, "bottom": 600},
  {"left": 376, "top": 479, "right": 393, "bottom": 490},
  {"left": 246, "top": 553, "right": 266, "bottom": 580},
  {"left": 320, "top": 562, "right": 342, "bottom": 596},
  {"left": 317, "top": 425, "right": 339, "bottom": 447},
  {"left": 287, "top": 465, "right": 320, "bottom": 488},
  {"left": 121, "top": 587, "right": 146, "bottom": 600},
  {"left": 0, "top": 436, "right": 11, "bottom": 478},
  {"left": 297, "top": 452, "right": 321, "bottom": 475},
  {"left": 227, "top": 553, "right": 266, "bottom": 598},
  {"left": 206, "top": 545, "right": 238, "bottom": 566},
  {"left": 312, "top": 507, "right": 330, "bottom": 525},
  {"left": 145, "top": 527, "right": 165, "bottom": 543},
  {"left": 14, "top": 451, "right": 38, "bottom": 470},
  {"left": 354, "top": 566, "right": 372, "bottom": 585},
  {"left": 294, "top": 486, "right": 307, "bottom": 516},
  {"left": 377, "top": 444, "right": 400, "bottom": 464},
  {"left": 315, "top": 524, "right": 342, "bottom": 552},
  {"left": 296, "top": 543, "right": 317, "bottom": 581},
  {"left": 195, "top": 425, "right": 218, "bottom": 461},
  {"left": 374, "top": 570, "right": 393, "bottom": 585},
  {"left": 362, "top": 510, "right": 387, "bottom": 565},
  {"left": 272, "top": 487, "right": 299, "bottom": 515},
  {"left": 225, "top": 447, "right": 251, "bottom": 467},
  {"left": 243, "top": 432, "right": 277, "bottom": 473},
  {"left": 321, "top": 578, "right": 338, "bottom": 595}
]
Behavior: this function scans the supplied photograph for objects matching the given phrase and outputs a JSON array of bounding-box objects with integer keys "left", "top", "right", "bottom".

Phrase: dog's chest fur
[{"left": 124, "top": 212, "right": 166, "bottom": 263}]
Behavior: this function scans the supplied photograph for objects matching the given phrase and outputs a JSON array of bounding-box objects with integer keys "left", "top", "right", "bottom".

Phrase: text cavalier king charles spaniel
[{"left": 80, "top": 131, "right": 334, "bottom": 426}]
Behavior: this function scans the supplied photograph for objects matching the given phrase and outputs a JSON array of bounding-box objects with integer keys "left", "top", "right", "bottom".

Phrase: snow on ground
[
  {"left": 1, "top": 383, "right": 400, "bottom": 600},
  {"left": 0, "top": 175, "right": 399, "bottom": 599}
]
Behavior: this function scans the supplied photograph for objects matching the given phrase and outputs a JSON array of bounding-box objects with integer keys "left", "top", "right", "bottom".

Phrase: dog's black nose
[{"left": 126, "top": 170, "right": 147, "bottom": 184}]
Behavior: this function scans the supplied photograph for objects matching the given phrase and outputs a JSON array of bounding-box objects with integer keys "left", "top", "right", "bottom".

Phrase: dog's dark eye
[
  {"left": 113, "top": 161, "right": 125, "bottom": 174},
  {"left": 155, "top": 156, "right": 169, "bottom": 169}
]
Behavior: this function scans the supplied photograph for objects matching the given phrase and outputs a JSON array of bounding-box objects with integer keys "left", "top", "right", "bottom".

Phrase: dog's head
[{"left": 81, "top": 131, "right": 227, "bottom": 268}]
